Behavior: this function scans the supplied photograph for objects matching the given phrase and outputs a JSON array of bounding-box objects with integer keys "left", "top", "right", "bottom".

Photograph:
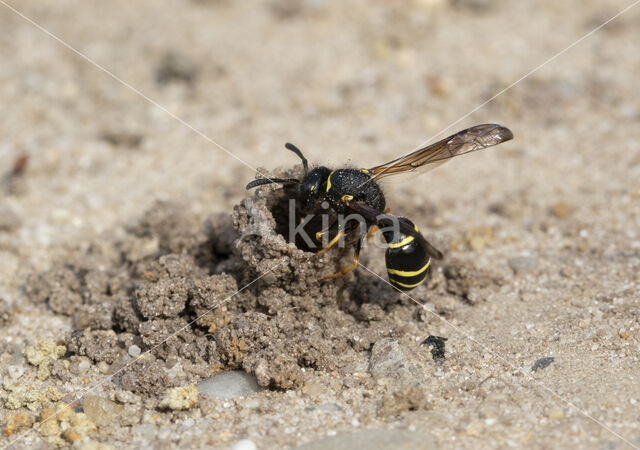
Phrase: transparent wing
[{"left": 368, "top": 124, "right": 513, "bottom": 180}]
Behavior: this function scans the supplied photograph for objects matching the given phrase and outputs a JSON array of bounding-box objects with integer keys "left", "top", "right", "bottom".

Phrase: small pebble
[
  {"left": 159, "top": 385, "right": 198, "bottom": 410},
  {"left": 368, "top": 338, "right": 424, "bottom": 385},
  {"left": 551, "top": 201, "right": 572, "bottom": 219},
  {"left": 230, "top": 439, "right": 257, "bottom": 450},
  {"left": 508, "top": 255, "right": 537, "bottom": 273},
  {"left": 197, "top": 371, "right": 262, "bottom": 400},
  {"left": 531, "top": 357, "right": 554, "bottom": 372},
  {"left": 421, "top": 335, "right": 447, "bottom": 364},
  {"left": 155, "top": 51, "right": 198, "bottom": 85},
  {"left": 82, "top": 395, "right": 124, "bottom": 426},
  {"left": 0, "top": 205, "right": 21, "bottom": 232},
  {"left": 301, "top": 381, "right": 324, "bottom": 397},
  {"left": 7, "top": 365, "right": 25, "bottom": 379},
  {"left": 526, "top": 323, "right": 535, "bottom": 330},
  {"left": 128, "top": 345, "right": 141, "bottom": 357},
  {"left": 182, "top": 418, "right": 195, "bottom": 428},
  {"left": 97, "top": 361, "right": 110, "bottom": 374},
  {"left": 304, "top": 403, "right": 342, "bottom": 413},
  {"left": 547, "top": 408, "right": 564, "bottom": 419},
  {"left": 620, "top": 330, "right": 631, "bottom": 339},
  {"left": 78, "top": 360, "right": 91, "bottom": 371},
  {"left": 114, "top": 390, "right": 140, "bottom": 404}
]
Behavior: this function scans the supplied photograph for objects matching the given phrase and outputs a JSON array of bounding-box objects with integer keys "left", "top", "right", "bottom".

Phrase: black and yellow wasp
[{"left": 247, "top": 124, "right": 513, "bottom": 291}]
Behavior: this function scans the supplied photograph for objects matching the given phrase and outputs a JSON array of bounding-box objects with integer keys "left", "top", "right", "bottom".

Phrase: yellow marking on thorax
[
  {"left": 391, "top": 278, "right": 425, "bottom": 289},
  {"left": 387, "top": 259, "right": 431, "bottom": 277},
  {"left": 326, "top": 171, "right": 335, "bottom": 192}
]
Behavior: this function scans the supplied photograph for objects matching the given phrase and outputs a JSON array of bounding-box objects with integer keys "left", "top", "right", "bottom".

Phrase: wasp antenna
[
  {"left": 246, "top": 177, "right": 300, "bottom": 190},
  {"left": 285, "top": 143, "right": 309, "bottom": 175}
]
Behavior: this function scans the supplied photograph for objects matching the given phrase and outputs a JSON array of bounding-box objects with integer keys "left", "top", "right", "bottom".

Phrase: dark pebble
[{"left": 532, "top": 357, "right": 554, "bottom": 372}]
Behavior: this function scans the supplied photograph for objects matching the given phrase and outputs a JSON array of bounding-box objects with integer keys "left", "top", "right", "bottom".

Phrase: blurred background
[{"left": 1, "top": 0, "right": 637, "bottom": 258}]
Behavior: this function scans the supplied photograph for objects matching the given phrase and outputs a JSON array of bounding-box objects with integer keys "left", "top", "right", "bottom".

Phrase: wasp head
[{"left": 299, "top": 166, "right": 330, "bottom": 211}]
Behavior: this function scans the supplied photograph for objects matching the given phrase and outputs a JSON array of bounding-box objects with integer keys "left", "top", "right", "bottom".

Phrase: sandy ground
[{"left": 1, "top": 0, "right": 639, "bottom": 448}]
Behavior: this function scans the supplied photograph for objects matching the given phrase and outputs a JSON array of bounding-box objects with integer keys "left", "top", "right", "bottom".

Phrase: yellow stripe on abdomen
[
  {"left": 388, "top": 224, "right": 419, "bottom": 249},
  {"left": 387, "top": 259, "right": 431, "bottom": 277},
  {"left": 388, "top": 235, "right": 414, "bottom": 248},
  {"left": 390, "top": 278, "right": 425, "bottom": 289}
]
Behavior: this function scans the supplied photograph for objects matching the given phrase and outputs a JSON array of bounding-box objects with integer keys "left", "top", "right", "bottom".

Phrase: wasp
[{"left": 247, "top": 124, "right": 513, "bottom": 291}]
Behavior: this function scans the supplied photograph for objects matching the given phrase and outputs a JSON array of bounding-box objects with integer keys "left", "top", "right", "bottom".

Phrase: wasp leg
[
  {"left": 315, "top": 218, "right": 337, "bottom": 241},
  {"left": 365, "top": 208, "right": 389, "bottom": 240},
  {"left": 321, "top": 233, "right": 364, "bottom": 279},
  {"left": 315, "top": 229, "right": 344, "bottom": 256},
  {"left": 365, "top": 225, "right": 378, "bottom": 239}
]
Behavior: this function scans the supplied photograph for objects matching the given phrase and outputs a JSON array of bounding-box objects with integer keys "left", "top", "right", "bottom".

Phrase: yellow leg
[
  {"left": 321, "top": 252, "right": 360, "bottom": 279},
  {"left": 315, "top": 230, "right": 344, "bottom": 256},
  {"left": 365, "top": 208, "right": 389, "bottom": 240},
  {"left": 315, "top": 219, "right": 336, "bottom": 241},
  {"left": 321, "top": 235, "right": 363, "bottom": 279}
]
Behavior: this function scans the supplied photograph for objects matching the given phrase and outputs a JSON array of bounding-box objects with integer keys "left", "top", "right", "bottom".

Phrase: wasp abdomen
[{"left": 383, "top": 218, "right": 431, "bottom": 291}]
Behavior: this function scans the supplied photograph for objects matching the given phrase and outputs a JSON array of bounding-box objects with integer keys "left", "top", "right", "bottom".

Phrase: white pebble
[
  {"left": 630, "top": 398, "right": 637, "bottom": 405},
  {"left": 128, "top": 345, "right": 141, "bottom": 357},
  {"left": 78, "top": 360, "right": 91, "bottom": 371},
  {"left": 197, "top": 371, "right": 262, "bottom": 400},
  {"left": 182, "top": 418, "right": 194, "bottom": 428},
  {"left": 525, "top": 323, "right": 535, "bottom": 329},
  {"left": 7, "top": 365, "right": 24, "bottom": 379},
  {"left": 230, "top": 439, "right": 257, "bottom": 450}
]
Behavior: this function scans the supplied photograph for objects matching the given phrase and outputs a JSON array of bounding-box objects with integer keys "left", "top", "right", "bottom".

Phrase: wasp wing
[{"left": 368, "top": 124, "right": 513, "bottom": 180}]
